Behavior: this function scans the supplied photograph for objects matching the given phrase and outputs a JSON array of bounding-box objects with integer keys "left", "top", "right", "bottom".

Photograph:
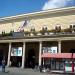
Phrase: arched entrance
[{"left": 26, "top": 48, "right": 36, "bottom": 68}]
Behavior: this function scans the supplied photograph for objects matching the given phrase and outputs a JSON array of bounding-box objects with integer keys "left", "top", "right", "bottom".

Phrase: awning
[
  {"left": 73, "top": 53, "right": 75, "bottom": 58},
  {"left": 42, "top": 53, "right": 72, "bottom": 58}
]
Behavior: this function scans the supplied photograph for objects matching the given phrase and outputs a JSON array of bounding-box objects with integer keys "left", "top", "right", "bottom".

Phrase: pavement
[{"left": 0, "top": 67, "right": 74, "bottom": 75}]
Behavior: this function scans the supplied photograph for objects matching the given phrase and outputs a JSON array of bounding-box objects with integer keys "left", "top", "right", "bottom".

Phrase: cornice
[{"left": 0, "top": 6, "right": 75, "bottom": 22}]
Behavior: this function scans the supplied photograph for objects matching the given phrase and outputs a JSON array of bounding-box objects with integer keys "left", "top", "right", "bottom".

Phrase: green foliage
[{"left": 1, "top": 30, "right": 13, "bottom": 37}]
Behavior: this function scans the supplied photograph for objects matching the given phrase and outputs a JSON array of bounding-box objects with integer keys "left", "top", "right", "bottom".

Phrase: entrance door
[
  {"left": 0, "top": 52, "right": 3, "bottom": 66},
  {"left": 26, "top": 49, "right": 35, "bottom": 68},
  {"left": 51, "top": 59, "right": 56, "bottom": 70},
  {"left": 11, "top": 56, "right": 22, "bottom": 67}
]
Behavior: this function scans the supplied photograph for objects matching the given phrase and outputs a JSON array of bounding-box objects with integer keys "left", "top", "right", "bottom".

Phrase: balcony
[{"left": 0, "top": 27, "right": 75, "bottom": 40}]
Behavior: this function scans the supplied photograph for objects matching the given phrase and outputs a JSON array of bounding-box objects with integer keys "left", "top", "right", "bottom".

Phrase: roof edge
[{"left": 0, "top": 6, "right": 75, "bottom": 22}]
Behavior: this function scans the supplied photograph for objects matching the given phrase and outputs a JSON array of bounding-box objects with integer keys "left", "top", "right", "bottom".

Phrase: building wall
[
  {"left": 25, "top": 42, "right": 39, "bottom": 63},
  {"left": 61, "top": 41, "right": 75, "bottom": 53},
  {"left": 29, "top": 15, "right": 75, "bottom": 31},
  {"left": 0, "top": 21, "right": 24, "bottom": 34},
  {"left": 0, "top": 12, "right": 75, "bottom": 34}
]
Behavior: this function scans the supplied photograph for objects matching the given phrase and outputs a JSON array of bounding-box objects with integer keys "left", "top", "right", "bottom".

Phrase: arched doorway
[{"left": 26, "top": 48, "right": 36, "bottom": 68}]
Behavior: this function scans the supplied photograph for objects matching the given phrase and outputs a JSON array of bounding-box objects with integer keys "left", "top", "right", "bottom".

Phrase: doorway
[
  {"left": 0, "top": 52, "right": 3, "bottom": 66},
  {"left": 69, "top": 49, "right": 75, "bottom": 53},
  {"left": 10, "top": 56, "right": 22, "bottom": 67},
  {"left": 26, "top": 49, "right": 36, "bottom": 68}
]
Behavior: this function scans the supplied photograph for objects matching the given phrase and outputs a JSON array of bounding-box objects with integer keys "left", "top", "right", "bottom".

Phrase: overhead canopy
[
  {"left": 73, "top": 53, "right": 75, "bottom": 58},
  {"left": 42, "top": 53, "right": 72, "bottom": 58}
]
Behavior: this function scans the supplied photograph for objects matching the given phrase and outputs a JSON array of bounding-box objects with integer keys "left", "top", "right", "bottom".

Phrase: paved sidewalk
[
  {"left": 0, "top": 67, "right": 61, "bottom": 75},
  {"left": 0, "top": 67, "right": 73, "bottom": 75}
]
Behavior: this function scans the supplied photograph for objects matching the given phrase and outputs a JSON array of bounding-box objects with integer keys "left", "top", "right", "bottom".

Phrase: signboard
[
  {"left": 11, "top": 47, "right": 22, "bottom": 56},
  {"left": 42, "top": 46, "right": 57, "bottom": 53},
  {"left": 50, "top": 47, "right": 57, "bottom": 53}
]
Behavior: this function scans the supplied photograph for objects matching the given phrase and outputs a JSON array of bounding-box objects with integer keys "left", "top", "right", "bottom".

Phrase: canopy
[
  {"left": 42, "top": 53, "right": 72, "bottom": 58},
  {"left": 73, "top": 53, "right": 75, "bottom": 58}
]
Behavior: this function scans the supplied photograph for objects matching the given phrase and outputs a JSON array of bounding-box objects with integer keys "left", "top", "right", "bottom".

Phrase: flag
[{"left": 17, "top": 19, "right": 28, "bottom": 32}]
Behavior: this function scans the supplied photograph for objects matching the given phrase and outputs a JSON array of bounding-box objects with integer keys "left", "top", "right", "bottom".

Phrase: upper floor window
[
  {"left": 30, "top": 26, "right": 35, "bottom": 32},
  {"left": 69, "top": 23, "right": 75, "bottom": 32},
  {"left": 55, "top": 24, "right": 61, "bottom": 32},
  {"left": 69, "top": 23, "right": 75, "bottom": 29},
  {"left": 70, "top": 25, "right": 72, "bottom": 29},
  {"left": 42, "top": 25, "right": 48, "bottom": 31}
]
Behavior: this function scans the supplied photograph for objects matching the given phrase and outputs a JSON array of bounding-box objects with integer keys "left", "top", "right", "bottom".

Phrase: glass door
[{"left": 51, "top": 59, "right": 56, "bottom": 70}]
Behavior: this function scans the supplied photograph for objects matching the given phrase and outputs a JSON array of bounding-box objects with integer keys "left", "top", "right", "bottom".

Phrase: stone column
[
  {"left": 43, "top": 58, "right": 44, "bottom": 66},
  {"left": 7, "top": 42, "right": 11, "bottom": 67},
  {"left": 39, "top": 41, "right": 42, "bottom": 66},
  {"left": 21, "top": 42, "right": 26, "bottom": 68},
  {"left": 58, "top": 41, "right": 61, "bottom": 53}
]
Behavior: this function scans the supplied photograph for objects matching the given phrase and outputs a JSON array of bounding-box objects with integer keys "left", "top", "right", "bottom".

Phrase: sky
[{"left": 0, "top": 0, "right": 75, "bottom": 17}]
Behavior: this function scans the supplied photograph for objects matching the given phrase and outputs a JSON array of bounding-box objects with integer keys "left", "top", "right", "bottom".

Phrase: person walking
[
  {"left": 39, "top": 65, "right": 42, "bottom": 72},
  {"left": 2, "top": 59, "right": 6, "bottom": 72}
]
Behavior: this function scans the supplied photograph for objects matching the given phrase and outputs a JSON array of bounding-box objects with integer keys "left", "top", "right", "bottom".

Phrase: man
[{"left": 2, "top": 59, "right": 5, "bottom": 72}]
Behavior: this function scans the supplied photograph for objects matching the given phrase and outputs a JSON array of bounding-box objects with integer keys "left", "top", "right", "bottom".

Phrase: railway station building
[{"left": 0, "top": 7, "right": 75, "bottom": 70}]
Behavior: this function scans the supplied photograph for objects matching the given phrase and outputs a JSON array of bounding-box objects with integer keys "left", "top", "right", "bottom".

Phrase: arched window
[
  {"left": 31, "top": 26, "right": 35, "bottom": 32},
  {"left": 69, "top": 23, "right": 75, "bottom": 29},
  {"left": 42, "top": 25, "right": 48, "bottom": 31},
  {"left": 55, "top": 24, "right": 61, "bottom": 32},
  {"left": 73, "top": 25, "right": 75, "bottom": 29},
  {"left": 70, "top": 25, "right": 72, "bottom": 29}
]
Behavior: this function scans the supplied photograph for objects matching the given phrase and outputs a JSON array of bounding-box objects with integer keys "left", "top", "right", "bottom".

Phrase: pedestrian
[
  {"left": 18, "top": 62, "right": 21, "bottom": 67},
  {"left": 39, "top": 65, "right": 42, "bottom": 72},
  {"left": 2, "top": 59, "right": 6, "bottom": 72},
  {"left": 9, "top": 61, "right": 11, "bottom": 67}
]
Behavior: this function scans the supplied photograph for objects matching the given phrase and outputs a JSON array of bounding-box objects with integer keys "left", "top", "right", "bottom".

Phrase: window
[
  {"left": 42, "top": 25, "right": 48, "bottom": 31},
  {"left": 73, "top": 25, "right": 75, "bottom": 28},
  {"left": 55, "top": 24, "right": 61, "bottom": 32},
  {"left": 70, "top": 25, "right": 72, "bottom": 29},
  {"left": 69, "top": 24, "right": 75, "bottom": 29},
  {"left": 69, "top": 24, "right": 75, "bottom": 32},
  {"left": 31, "top": 26, "right": 35, "bottom": 31}
]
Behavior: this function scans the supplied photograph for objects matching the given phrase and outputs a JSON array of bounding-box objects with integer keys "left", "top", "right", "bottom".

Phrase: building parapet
[{"left": 0, "top": 32, "right": 75, "bottom": 40}]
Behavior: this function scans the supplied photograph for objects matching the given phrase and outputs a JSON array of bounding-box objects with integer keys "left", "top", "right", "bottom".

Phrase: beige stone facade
[
  {"left": 0, "top": 6, "right": 75, "bottom": 33},
  {"left": 0, "top": 7, "right": 75, "bottom": 69}
]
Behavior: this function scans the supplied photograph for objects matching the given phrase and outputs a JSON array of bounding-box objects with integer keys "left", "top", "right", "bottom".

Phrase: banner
[
  {"left": 11, "top": 47, "right": 22, "bottom": 56},
  {"left": 42, "top": 46, "right": 57, "bottom": 53}
]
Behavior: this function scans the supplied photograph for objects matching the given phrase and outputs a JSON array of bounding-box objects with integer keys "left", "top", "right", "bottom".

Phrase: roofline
[{"left": 0, "top": 6, "right": 75, "bottom": 22}]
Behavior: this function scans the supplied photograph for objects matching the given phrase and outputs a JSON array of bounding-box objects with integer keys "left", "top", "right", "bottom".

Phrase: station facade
[{"left": 0, "top": 7, "right": 75, "bottom": 70}]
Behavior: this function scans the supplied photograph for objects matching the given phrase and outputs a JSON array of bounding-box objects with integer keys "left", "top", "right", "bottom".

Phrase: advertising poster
[{"left": 11, "top": 47, "right": 22, "bottom": 56}]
